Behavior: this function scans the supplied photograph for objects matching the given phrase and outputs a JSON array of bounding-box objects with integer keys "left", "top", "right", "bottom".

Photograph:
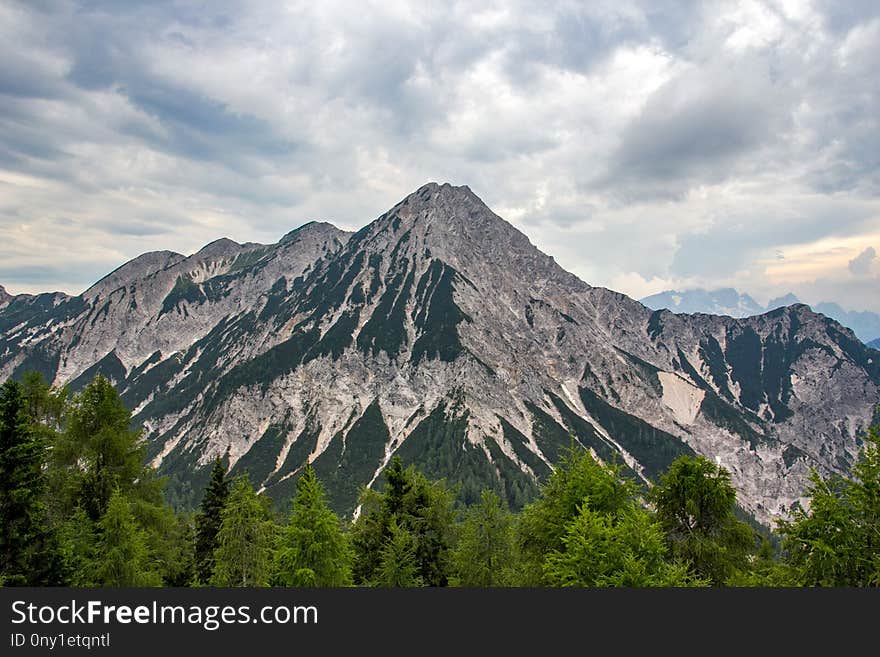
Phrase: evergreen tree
[
  {"left": 193, "top": 457, "right": 230, "bottom": 585},
  {"left": 57, "top": 508, "right": 97, "bottom": 586},
  {"left": 273, "top": 465, "right": 352, "bottom": 587},
  {"left": 211, "top": 476, "right": 276, "bottom": 587},
  {"left": 138, "top": 501, "right": 195, "bottom": 586},
  {"left": 726, "top": 537, "right": 795, "bottom": 587},
  {"left": 19, "top": 372, "right": 66, "bottom": 430},
  {"left": 450, "top": 489, "right": 515, "bottom": 586},
  {"left": 374, "top": 519, "right": 423, "bottom": 587},
  {"left": 52, "top": 375, "right": 158, "bottom": 520},
  {"left": 543, "top": 504, "right": 703, "bottom": 587},
  {"left": 515, "top": 446, "right": 637, "bottom": 585},
  {"left": 650, "top": 455, "right": 756, "bottom": 585},
  {"left": 0, "top": 380, "right": 63, "bottom": 585},
  {"left": 351, "top": 456, "right": 455, "bottom": 586},
  {"left": 778, "top": 426, "right": 880, "bottom": 586},
  {"left": 93, "top": 490, "right": 161, "bottom": 586}
]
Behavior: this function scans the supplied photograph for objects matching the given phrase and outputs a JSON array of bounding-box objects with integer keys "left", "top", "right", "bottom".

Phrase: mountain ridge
[
  {"left": 2, "top": 183, "right": 878, "bottom": 525},
  {"left": 642, "top": 288, "right": 880, "bottom": 343}
]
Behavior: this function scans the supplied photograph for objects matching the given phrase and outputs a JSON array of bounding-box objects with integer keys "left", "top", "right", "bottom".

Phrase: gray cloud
[
  {"left": 0, "top": 0, "right": 879, "bottom": 312},
  {"left": 849, "top": 246, "right": 876, "bottom": 276},
  {"left": 670, "top": 200, "right": 876, "bottom": 278},
  {"left": 595, "top": 69, "right": 791, "bottom": 201}
]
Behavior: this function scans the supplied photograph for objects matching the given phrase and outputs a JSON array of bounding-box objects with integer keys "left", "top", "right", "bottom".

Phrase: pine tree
[
  {"left": 650, "top": 455, "right": 756, "bottom": 585},
  {"left": 194, "top": 457, "right": 230, "bottom": 585},
  {"left": 515, "top": 446, "right": 637, "bottom": 585},
  {"left": 374, "top": 519, "right": 423, "bottom": 587},
  {"left": 53, "top": 375, "right": 158, "bottom": 521},
  {"left": 351, "top": 456, "right": 455, "bottom": 586},
  {"left": 543, "top": 504, "right": 703, "bottom": 587},
  {"left": 0, "top": 380, "right": 63, "bottom": 585},
  {"left": 93, "top": 490, "right": 161, "bottom": 586},
  {"left": 778, "top": 426, "right": 880, "bottom": 586},
  {"left": 57, "top": 508, "right": 97, "bottom": 586},
  {"left": 211, "top": 476, "right": 276, "bottom": 587},
  {"left": 450, "top": 490, "right": 515, "bottom": 586},
  {"left": 273, "top": 465, "right": 352, "bottom": 587}
]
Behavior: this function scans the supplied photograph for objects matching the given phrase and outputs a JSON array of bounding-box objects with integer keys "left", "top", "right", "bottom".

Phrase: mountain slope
[{"left": 2, "top": 183, "right": 878, "bottom": 524}]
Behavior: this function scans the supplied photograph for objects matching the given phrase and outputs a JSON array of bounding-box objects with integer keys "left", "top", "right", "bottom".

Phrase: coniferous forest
[{"left": 1, "top": 373, "right": 878, "bottom": 588}]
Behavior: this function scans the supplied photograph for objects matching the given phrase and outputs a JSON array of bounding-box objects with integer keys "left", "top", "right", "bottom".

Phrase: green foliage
[
  {"left": 410, "top": 260, "right": 470, "bottom": 364},
  {"left": 516, "top": 446, "right": 637, "bottom": 585},
  {"left": 273, "top": 465, "right": 352, "bottom": 587},
  {"left": 211, "top": 476, "right": 277, "bottom": 587},
  {"left": 395, "top": 401, "right": 501, "bottom": 508},
  {"left": 7, "top": 368, "right": 880, "bottom": 589},
  {"left": 450, "top": 490, "right": 515, "bottom": 586},
  {"left": 148, "top": 508, "right": 194, "bottom": 586},
  {"left": 650, "top": 455, "right": 757, "bottom": 584},
  {"left": 57, "top": 508, "right": 97, "bottom": 586},
  {"left": 777, "top": 426, "right": 880, "bottom": 586},
  {"left": 51, "top": 375, "right": 159, "bottom": 521},
  {"left": 0, "top": 379, "right": 64, "bottom": 584},
  {"left": 374, "top": 519, "right": 424, "bottom": 587},
  {"left": 93, "top": 490, "right": 162, "bottom": 586},
  {"left": 543, "top": 505, "right": 704, "bottom": 587},
  {"left": 194, "top": 457, "right": 229, "bottom": 585},
  {"left": 577, "top": 387, "right": 696, "bottom": 480},
  {"left": 726, "top": 538, "right": 797, "bottom": 587},
  {"left": 351, "top": 456, "right": 456, "bottom": 586}
]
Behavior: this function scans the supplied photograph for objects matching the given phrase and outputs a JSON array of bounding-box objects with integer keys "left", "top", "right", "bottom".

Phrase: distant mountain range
[
  {"left": 869, "top": 338, "right": 880, "bottom": 350},
  {"left": 2, "top": 184, "right": 879, "bottom": 527},
  {"left": 641, "top": 289, "right": 880, "bottom": 344}
]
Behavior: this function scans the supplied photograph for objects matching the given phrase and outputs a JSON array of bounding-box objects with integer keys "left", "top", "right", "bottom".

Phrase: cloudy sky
[{"left": 1, "top": 0, "right": 878, "bottom": 311}]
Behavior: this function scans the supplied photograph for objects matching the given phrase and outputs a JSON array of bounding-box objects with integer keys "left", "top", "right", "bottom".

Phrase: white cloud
[{"left": 0, "top": 0, "right": 879, "bottom": 313}]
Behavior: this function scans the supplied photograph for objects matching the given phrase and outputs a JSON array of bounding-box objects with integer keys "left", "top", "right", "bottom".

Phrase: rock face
[{"left": 2, "top": 183, "right": 879, "bottom": 523}]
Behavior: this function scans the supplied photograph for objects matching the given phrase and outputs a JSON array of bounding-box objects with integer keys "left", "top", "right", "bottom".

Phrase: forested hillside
[{"left": 2, "top": 373, "right": 877, "bottom": 587}]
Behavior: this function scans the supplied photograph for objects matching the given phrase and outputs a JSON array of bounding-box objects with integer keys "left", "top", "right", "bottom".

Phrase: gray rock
[{"left": 2, "top": 183, "right": 878, "bottom": 523}]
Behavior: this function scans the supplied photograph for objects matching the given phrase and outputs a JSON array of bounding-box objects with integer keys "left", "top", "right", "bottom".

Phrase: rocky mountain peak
[
  {"left": 2, "top": 183, "right": 878, "bottom": 526},
  {"left": 279, "top": 221, "right": 352, "bottom": 247},
  {"left": 83, "top": 250, "right": 186, "bottom": 302},
  {"left": 363, "top": 182, "right": 587, "bottom": 295},
  {"left": 195, "top": 237, "right": 246, "bottom": 258}
]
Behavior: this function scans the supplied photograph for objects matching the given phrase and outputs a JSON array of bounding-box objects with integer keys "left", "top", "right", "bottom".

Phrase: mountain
[
  {"left": 640, "top": 288, "right": 765, "bottom": 318},
  {"left": 2, "top": 183, "right": 879, "bottom": 525},
  {"left": 644, "top": 289, "right": 880, "bottom": 343},
  {"left": 869, "top": 338, "right": 880, "bottom": 350}
]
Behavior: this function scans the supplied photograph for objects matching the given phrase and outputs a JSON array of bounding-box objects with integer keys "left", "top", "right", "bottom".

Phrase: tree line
[{"left": 1, "top": 373, "right": 878, "bottom": 587}]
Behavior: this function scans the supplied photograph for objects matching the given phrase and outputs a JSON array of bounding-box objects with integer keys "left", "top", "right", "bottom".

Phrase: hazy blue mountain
[
  {"left": 812, "top": 302, "right": 880, "bottom": 344},
  {"left": 868, "top": 338, "right": 880, "bottom": 350},
  {"left": 2, "top": 184, "right": 878, "bottom": 525},
  {"left": 640, "top": 288, "right": 765, "bottom": 318}
]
